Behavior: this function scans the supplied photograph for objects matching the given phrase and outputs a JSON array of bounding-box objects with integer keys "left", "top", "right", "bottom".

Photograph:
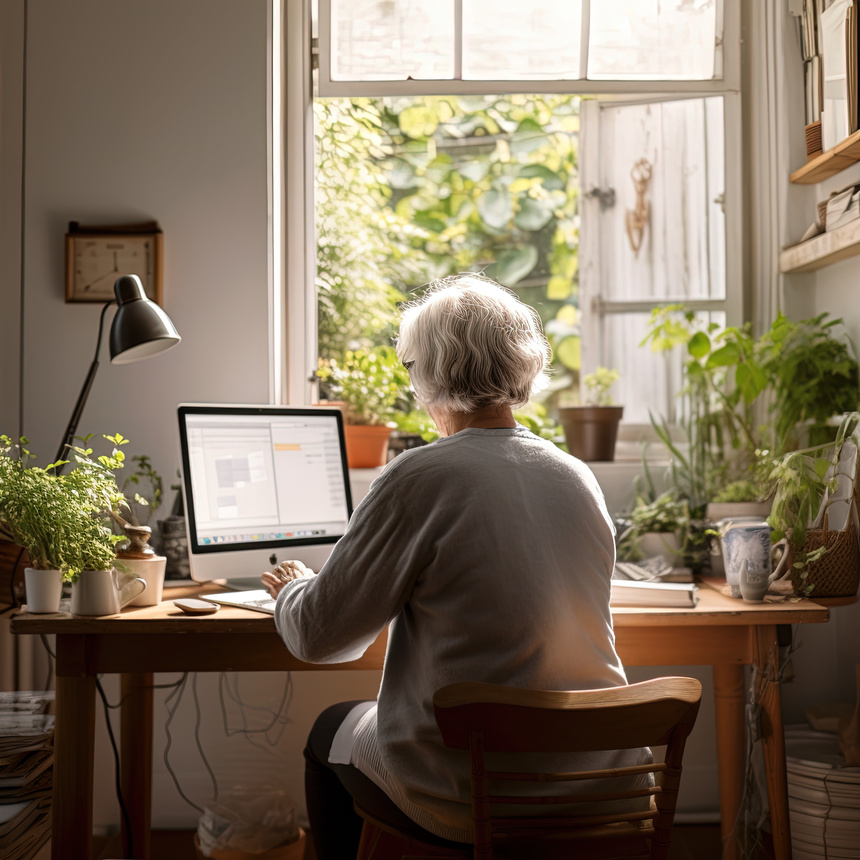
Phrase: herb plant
[
  {"left": 583, "top": 367, "right": 621, "bottom": 406},
  {"left": 317, "top": 345, "right": 411, "bottom": 426},
  {"left": 0, "top": 434, "right": 128, "bottom": 580}
]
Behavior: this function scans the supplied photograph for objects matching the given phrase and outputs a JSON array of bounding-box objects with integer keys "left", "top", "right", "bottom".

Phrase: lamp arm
[{"left": 53, "top": 301, "right": 114, "bottom": 473}]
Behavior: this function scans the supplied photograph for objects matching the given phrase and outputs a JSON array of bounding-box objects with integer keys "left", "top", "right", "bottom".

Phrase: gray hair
[{"left": 396, "top": 274, "right": 551, "bottom": 413}]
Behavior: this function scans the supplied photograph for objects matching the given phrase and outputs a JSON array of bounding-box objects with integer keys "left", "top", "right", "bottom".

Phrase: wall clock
[{"left": 65, "top": 221, "right": 163, "bottom": 305}]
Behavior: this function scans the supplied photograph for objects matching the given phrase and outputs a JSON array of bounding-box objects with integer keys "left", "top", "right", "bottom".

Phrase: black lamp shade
[{"left": 109, "top": 275, "right": 181, "bottom": 365}]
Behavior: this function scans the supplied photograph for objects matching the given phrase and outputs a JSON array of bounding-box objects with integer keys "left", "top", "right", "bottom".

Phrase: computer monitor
[{"left": 177, "top": 404, "right": 353, "bottom": 584}]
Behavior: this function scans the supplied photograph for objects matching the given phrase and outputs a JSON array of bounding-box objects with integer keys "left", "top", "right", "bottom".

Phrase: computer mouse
[{"left": 173, "top": 598, "right": 220, "bottom": 615}]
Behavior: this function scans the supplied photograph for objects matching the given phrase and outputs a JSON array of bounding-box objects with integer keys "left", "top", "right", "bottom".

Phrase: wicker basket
[{"left": 790, "top": 506, "right": 860, "bottom": 597}]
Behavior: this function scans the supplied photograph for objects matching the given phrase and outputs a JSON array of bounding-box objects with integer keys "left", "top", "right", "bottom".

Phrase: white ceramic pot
[
  {"left": 24, "top": 568, "right": 63, "bottom": 614},
  {"left": 70, "top": 568, "right": 147, "bottom": 616},
  {"left": 121, "top": 556, "right": 167, "bottom": 607},
  {"left": 638, "top": 531, "right": 682, "bottom": 562}
]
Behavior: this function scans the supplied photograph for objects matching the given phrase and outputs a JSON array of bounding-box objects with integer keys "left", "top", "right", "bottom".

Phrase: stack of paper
[{"left": 0, "top": 692, "right": 54, "bottom": 859}]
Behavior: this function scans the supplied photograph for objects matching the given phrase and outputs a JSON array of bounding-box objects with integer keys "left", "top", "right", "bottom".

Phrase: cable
[
  {"left": 162, "top": 673, "right": 204, "bottom": 813},
  {"left": 38, "top": 633, "right": 54, "bottom": 691},
  {"left": 95, "top": 676, "right": 133, "bottom": 859},
  {"left": 218, "top": 671, "right": 293, "bottom": 748},
  {"left": 192, "top": 673, "right": 219, "bottom": 803},
  {"left": 97, "top": 677, "right": 185, "bottom": 710}
]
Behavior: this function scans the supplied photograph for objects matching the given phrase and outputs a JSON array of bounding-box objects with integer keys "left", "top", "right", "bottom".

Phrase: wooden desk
[{"left": 11, "top": 581, "right": 832, "bottom": 860}]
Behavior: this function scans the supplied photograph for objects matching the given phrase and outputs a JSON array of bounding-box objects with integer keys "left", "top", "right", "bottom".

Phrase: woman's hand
[{"left": 261, "top": 559, "right": 314, "bottom": 599}]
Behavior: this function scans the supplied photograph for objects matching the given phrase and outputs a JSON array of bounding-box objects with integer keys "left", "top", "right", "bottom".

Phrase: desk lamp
[{"left": 54, "top": 274, "right": 181, "bottom": 472}]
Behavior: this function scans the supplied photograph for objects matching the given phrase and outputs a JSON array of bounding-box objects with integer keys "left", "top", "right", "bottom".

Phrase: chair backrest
[{"left": 433, "top": 676, "right": 702, "bottom": 860}]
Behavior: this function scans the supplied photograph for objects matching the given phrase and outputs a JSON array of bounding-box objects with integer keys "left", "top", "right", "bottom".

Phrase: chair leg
[{"left": 356, "top": 820, "right": 384, "bottom": 860}]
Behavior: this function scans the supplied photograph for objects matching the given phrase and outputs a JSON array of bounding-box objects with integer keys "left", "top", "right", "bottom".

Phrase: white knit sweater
[{"left": 274, "top": 426, "right": 646, "bottom": 842}]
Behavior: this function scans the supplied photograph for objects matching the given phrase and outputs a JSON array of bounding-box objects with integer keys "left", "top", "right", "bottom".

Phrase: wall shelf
[
  {"left": 790, "top": 129, "right": 860, "bottom": 185},
  {"left": 779, "top": 218, "right": 860, "bottom": 273}
]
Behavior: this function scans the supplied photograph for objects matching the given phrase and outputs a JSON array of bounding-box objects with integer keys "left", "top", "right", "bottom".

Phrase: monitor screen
[{"left": 177, "top": 404, "right": 353, "bottom": 583}]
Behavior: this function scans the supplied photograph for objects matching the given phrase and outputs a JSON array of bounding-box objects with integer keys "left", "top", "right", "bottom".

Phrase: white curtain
[{"left": 746, "top": 0, "right": 812, "bottom": 335}]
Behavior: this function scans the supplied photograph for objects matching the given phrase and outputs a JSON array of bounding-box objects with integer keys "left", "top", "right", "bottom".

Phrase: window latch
[{"left": 584, "top": 186, "right": 616, "bottom": 208}]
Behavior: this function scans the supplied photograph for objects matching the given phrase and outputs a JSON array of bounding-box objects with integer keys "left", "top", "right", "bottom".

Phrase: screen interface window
[{"left": 185, "top": 414, "right": 350, "bottom": 549}]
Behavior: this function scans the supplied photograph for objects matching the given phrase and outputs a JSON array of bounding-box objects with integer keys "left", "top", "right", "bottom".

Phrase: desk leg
[
  {"left": 755, "top": 625, "right": 792, "bottom": 860},
  {"left": 53, "top": 673, "right": 96, "bottom": 860},
  {"left": 121, "top": 672, "right": 153, "bottom": 860},
  {"left": 713, "top": 663, "right": 745, "bottom": 860}
]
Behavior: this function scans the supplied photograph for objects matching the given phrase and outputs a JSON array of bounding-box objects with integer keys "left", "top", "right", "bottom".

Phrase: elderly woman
[{"left": 262, "top": 274, "right": 643, "bottom": 859}]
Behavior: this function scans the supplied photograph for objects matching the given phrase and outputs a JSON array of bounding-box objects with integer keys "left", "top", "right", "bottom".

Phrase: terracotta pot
[
  {"left": 558, "top": 406, "right": 624, "bottom": 462},
  {"left": 344, "top": 424, "right": 392, "bottom": 468}
]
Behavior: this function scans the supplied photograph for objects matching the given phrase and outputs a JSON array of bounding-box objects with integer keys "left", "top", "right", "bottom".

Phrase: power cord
[
  {"left": 192, "top": 673, "right": 219, "bottom": 803},
  {"left": 218, "top": 671, "right": 293, "bottom": 751},
  {"left": 163, "top": 673, "right": 203, "bottom": 812},
  {"left": 95, "top": 676, "right": 133, "bottom": 859}
]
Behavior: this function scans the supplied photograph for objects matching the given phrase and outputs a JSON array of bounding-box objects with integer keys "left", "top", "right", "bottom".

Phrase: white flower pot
[{"left": 24, "top": 568, "right": 63, "bottom": 614}]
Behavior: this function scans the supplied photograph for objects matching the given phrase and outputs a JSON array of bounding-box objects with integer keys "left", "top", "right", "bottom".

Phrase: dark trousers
[{"left": 304, "top": 700, "right": 468, "bottom": 860}]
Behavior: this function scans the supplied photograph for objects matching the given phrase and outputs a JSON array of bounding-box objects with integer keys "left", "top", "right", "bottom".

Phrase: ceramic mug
[
  {"left": 718, "top": 518, "right": 788, "bottom": 600},
  {"left": 70, "top": 568, "right": 147, "bottom": 616}
]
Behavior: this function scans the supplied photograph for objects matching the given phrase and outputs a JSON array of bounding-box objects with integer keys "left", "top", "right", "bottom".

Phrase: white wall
[{"left": 20, "top": 0, "right": 270, "bottom": 474}]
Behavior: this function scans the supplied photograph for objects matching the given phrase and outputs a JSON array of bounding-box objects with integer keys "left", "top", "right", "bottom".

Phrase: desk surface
[
  {"left": 10, "top": 577, "right": 832, "bottom": 635},
  {"left": 8, "top": 577, "right": 842, "bottom": 860}
]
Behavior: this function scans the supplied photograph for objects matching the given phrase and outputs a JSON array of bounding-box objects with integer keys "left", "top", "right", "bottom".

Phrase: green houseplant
[
  {"left": 759, "top": 312, "right": 860, "bottom": 453},
  {"left": 0, "top": 434, "right": 128, "bottom": 611},
  {"left": 317, "top": 346, "right": 412, "bottom": 468},
  {"left": 761, "top": 412, "right": 860, "bottom": 596},
  {"left": 558, "top": 367, "right": 624, "bottom": 462},
  {"left": 618, "top": 489, "right": 690, "bottom": 564}
]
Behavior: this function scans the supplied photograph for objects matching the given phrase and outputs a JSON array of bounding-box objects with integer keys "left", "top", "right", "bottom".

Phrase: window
[{"left": 281, "top": 1, "right": 741, "bottom": 434}]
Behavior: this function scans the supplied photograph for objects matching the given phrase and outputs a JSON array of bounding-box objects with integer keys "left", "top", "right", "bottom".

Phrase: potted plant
[
  {"left": 758, "top": 312, "right": 860, "bottom": 453},
  {"left": 617, "top": 489, "right": 690, "bottom": 565},
  {"left": 316, "top": 345, "right": 411, "bottom": 468},
  {"left": 558, "top": 367, "right": 623, "bottom": 461},
  {"left": 109, "top": 451, "right": 167, "bottom": 607},
  {"left": 0, "top": 434, "right": 128, "bottom": 612},
  {"left": 761, "top": 412, "right": 860, "bottom": 597}
]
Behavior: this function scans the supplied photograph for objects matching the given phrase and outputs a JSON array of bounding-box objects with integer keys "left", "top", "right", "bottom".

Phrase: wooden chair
[{"left": 355, "top": 676, "right": 702, "bottom": 860}]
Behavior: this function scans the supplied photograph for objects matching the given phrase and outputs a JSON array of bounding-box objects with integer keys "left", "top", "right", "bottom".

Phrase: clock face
[{"left": 70, "top": 235, "right": 156, "bottom": 302}]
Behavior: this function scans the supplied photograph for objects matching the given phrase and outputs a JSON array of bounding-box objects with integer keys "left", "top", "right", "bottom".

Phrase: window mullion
[
  {"left": 579, "top": 0, "right": 591, "bottom": 81},
  {"left": 454, "top": 0, "right": 463, "bottom": 81}
]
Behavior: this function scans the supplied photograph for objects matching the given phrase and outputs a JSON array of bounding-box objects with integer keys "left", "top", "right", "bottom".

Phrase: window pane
[
  {"left": 588, "top": 0, "right": 720, "bottom": 81},
  {"left": 463, "top": 1, "right": 583, "bottom": 80},
  {"left": 329, "top": 0, "right": 454, "bottom": 82},
  {"left": 602, "top": 311, "right": 725, "bottom": 425}
]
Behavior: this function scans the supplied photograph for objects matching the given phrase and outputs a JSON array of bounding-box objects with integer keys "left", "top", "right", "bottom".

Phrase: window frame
[
  {"left": 279, "top": 0, "right": 743, "bottom": 409},
  {"left": 317, "top": 0, "right": 740, "bottom": 98}
]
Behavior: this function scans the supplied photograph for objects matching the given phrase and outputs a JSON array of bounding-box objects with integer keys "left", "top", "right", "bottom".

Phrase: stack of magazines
[{"left": 0, "top": 691, "right": 54, "bottom": 860}]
